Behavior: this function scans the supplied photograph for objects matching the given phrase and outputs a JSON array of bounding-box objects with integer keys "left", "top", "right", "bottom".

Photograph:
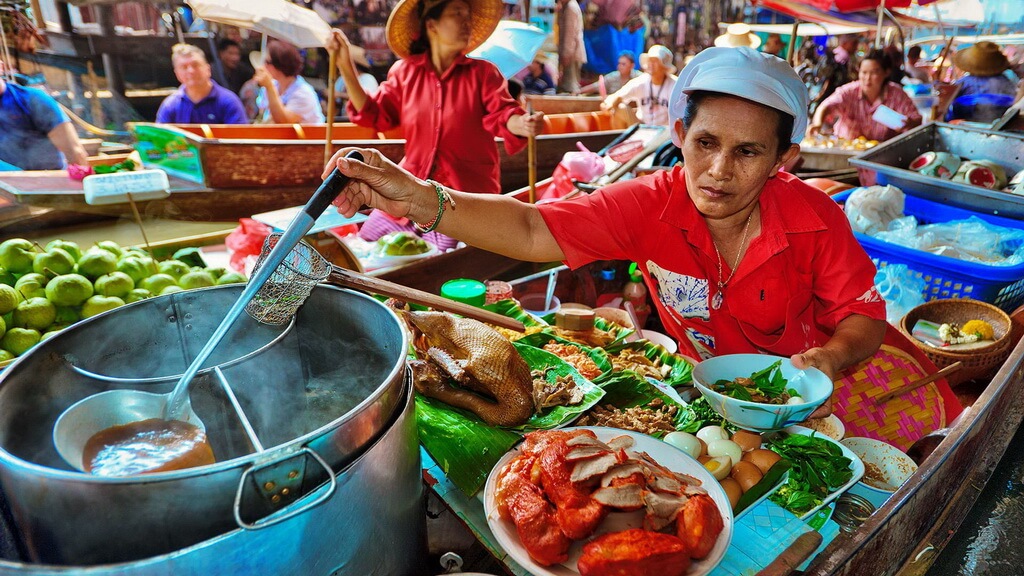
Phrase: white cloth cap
[{"left": 668, "top": 46, "right": 808, "bottom": 146}]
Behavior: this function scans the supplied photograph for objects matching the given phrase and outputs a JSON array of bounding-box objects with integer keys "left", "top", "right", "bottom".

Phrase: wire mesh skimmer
[{"left": 245, "top": 233, "right": 526, "bottom": 331}]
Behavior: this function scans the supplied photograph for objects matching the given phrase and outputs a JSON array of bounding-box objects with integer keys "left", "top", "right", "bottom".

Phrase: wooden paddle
[
  {"left": 877, "top": 361, "right": 963, "bottom": 404},
  {"left": 527, "top": 100, "right": 536, "bottom": 204},
  {"left": 324, "top": 51, "right": 337, "bottom": 166}
]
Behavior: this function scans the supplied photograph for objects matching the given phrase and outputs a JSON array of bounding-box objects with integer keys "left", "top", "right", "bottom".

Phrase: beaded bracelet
[{"left": 415, "top": 180, "right": 455, "bottom": 234}]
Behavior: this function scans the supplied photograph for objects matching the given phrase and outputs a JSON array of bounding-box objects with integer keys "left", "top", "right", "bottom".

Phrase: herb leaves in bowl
[{"left": 712, "top": 360, "right": 801, "bottom": 405}]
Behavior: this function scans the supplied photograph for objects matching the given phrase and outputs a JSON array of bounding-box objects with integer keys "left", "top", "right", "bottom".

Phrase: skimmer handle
[{"left": 306, "top": 151, "right": 364, "bottom": 219}]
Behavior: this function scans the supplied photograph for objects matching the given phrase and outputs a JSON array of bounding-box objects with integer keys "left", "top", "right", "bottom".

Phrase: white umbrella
[
  {"left": 468, "top": 20, "right": 547, "bottom": 79},
  {"left": 186, "top": 0, "right": 331, "bottom": 49}
]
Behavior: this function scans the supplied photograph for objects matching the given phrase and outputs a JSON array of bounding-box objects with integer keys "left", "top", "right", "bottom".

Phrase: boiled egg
[
  {"left": 731, "top": 430, "right": 762, "bottom": 452},
  {"left": 706, "top": 439, "right": 743, "bottom": 467},
  {"left": 742, "top": 449, "right": 783, "bottom": 475},
  {"left": 664, "top": 432, "right": 701, "bottom": 460},
  {"left": 696, "top": 425, "right": 729, "bottom": 444},
  {"left": 720, "top": 477, "right": 743, "bottom": 509},
  {"left": 730, "top": 460, "right": 764, "bottom": 492},
  {"left": 703, "top": 456, "right": 733, "bottom": 481}
]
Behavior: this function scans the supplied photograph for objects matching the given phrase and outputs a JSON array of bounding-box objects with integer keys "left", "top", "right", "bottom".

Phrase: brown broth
[{"left": 83, "top": 418, "right": 215, "bottom": 477}]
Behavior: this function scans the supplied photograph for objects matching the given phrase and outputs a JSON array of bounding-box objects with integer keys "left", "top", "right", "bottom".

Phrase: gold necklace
[{"left": 711, "top": 211, "right": 754, "bottom": 310}]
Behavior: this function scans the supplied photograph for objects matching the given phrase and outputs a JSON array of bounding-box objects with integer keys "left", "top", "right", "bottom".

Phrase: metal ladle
[{"left": 53, "top": 153, "right": 366, "bottom": 471}]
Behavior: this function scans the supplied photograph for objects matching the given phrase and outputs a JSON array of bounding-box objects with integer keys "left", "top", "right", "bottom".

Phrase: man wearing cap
[
  {"left": 325, "top": 47, "right": 887, "bottom": 397},
  {"left": 156, "top": 44, "right": 248, "bottom": 125},
  {"left": 601, "top": 45, "right": 677, "bottom": 126}
]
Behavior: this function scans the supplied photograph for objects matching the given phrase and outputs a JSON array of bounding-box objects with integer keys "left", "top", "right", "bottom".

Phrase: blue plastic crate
[{"left": 834, "top": 189, "right": 1024, "bottom": 312}]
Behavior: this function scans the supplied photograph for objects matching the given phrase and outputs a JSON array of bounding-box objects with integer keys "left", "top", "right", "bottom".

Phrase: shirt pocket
[{"left": 732, "top": 270, "right": 815, "bottom": 352}]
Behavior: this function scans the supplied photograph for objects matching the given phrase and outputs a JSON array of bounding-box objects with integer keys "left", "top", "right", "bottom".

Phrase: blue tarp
[{"left": 583, "top": 24, "right": 645, "bottom": 75}]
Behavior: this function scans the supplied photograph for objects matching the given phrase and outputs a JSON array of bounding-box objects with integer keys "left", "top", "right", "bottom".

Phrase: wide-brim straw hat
[
  {"left": 953, "top": 41, "right": 1010, "bottom": 77},
  {"left": 386, "top": 0, "right": 503, "bottom": 60},
  {"left": 714, "top": 23, "right": 762, "bottom": 49},
  {"left": 640, "top": 44, "right": 676, "bottom": 74}
]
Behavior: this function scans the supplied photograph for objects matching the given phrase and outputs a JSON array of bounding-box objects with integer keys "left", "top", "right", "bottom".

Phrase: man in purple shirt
[{"left": 156, "top": 44, "right": 248, "bottom": 124}]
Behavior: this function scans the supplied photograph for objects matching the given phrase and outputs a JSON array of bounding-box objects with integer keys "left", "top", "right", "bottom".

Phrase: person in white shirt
[
  {"left": 601, "top": 44, "right": 678, "bottom": 126},
  {"left": 253, "top": 40, "right": 325, "bottom": 124}
]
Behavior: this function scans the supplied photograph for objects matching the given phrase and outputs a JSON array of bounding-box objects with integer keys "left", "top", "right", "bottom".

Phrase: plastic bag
[
  {"left": 225, "top": 218, "right": 273, "bottom": 272},
  {"left": 874, "top": 264, "right": 926, "bottom": 325},
  {"left": 845, "top": 185, "right": 905, "bottom": 234},
  {"left": 875, "top": 215, "right": 1024, "bottom": 266},
  {"left": 560, "top": 142, "right": 605, "bottom": 182}
]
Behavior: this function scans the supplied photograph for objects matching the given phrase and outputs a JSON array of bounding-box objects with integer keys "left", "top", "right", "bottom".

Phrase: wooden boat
[{"left": 127, "top": 109, "right": 632, "bottom": 194}]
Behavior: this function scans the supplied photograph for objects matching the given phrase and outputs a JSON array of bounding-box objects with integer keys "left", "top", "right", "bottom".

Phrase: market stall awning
[
  {"left": 723, "top": 22, "right": 872, "bottom": 36},
  {"left": 758, "top": 0, "right": 948, "bottom": 28}
]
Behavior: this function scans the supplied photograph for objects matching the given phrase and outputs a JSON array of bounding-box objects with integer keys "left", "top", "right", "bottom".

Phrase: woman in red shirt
[
  {"left": 327, "top": 0, "right": 542, "bottom": 250},
  {"left": 324, "top": 48, "right": 888, "bottom": 415}
]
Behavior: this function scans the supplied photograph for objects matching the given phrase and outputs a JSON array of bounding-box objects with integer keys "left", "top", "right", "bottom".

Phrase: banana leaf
[
  {"left": 512, "top": 342, "right": 605, "bottom": 431},
  {"left": 594, "top": 316, "right": 635, "bottom": 348},
  {"left": 483, "top": 299, "right": 549, "bottom": 327},
  {"left": 604, "top": 340, "right": 694, "bottom": 388},
  {"left": 513, "top": 332, "right": 614, "bottom": 382},
  {"left": 415, "top": 395, "right": 521, "bottom": 496},
  {"left": 581, "top": 371, "right": 690, "bottom": 437}
]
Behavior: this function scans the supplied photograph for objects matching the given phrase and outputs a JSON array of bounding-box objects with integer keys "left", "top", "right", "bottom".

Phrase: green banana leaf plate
[
  {"left": 577, "top": 371, "right": 690, "bottom": 438},
  {"left": 513, "top": 332, "right": 614, "bottom": 382},
  {"left": 604, "top": 340, "right": 694, "bottom": 388}
]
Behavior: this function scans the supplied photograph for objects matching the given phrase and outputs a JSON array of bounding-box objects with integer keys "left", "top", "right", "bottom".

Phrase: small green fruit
[
  {"left": 33, "top": 248, "right": 75, "bottom": 278},
  {"left": 179, "top": 271, "right": 215, "bottom": 290},
  {"left": 0, "top": 314, "right": 6, "bottom": 340},
  {"left": 0, "top": 267, "right": 16, "bottom": 286},
  {"left": 94, "top": 241, "right": 123, "bottom": 258},
  {"left": 204, "top": 267, "right": 228, "bottom": 280},
  {"left": 13, "top": 297, "right": 57, "bottom": 330},
  {"left": 158, "top": 260, "right": 192, "bottom": 280},
  {"left": 160, "top": 285, "right": 184, "bottom": 295},
  {"left": 140, "top": 273, "right": 177, "bottom": 295},
  {"left": 81, "top": 295, "right": 125, "bottom": 318},
  {"left": 216, "top": 272, "right": 247, "bottom": 285},
  {"left": 124, "top": 288, "right": 152, "bottom": 303},
  {"left": 122, "top": 247, "right": 149, "bottom": 258},
  {"left": 76, "top": 250, "right": 118, "bottom": 280},
  {"left": 54, "top": 306, "right": 81, "bottom": 324},
  {"left": 116, "top": 257, "right": 154, "bottom": 285},
  {"left": 0, "top": 349, "right": 14, "bottom": 363},
  {"left": 45, "top": 240, "right": 82, "bottom": 262},
  {"left": 14, "top": 273, "right": 47, "bottom": 300},
  {"left": 93, "top": 272, "right": 134, "bottom": 298},
  {"left": 0, "top": 239, "right": 37, "bottom": 274},
  {"left": 2, "top": 327, "right": 40, "bottom": 356},
  {"left": 172, "top": 247, "right": 206, "bottom": 268},
  {"left": 0, "top": 284, "right": 21, "bottom": 315},
  {"left": 46, "top": 274, "right": 94, "bottom": 306}
]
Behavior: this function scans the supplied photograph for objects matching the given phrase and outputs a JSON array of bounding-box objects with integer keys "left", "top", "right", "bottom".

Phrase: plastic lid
[
  {"left": 556, "top": 308, "right": 595, "bottom": 331},
  {"left": 628, "top": 262, "right": 642, "bottom": 282},
  {"left": 599, "top": 268, "right": 616, "bottom": 281},
  {"left": 440, "top": 278, "right": 486, "bottom": 307}
]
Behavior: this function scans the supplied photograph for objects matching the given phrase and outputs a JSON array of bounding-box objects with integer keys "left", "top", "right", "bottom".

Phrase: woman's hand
[
  {"left": 508, "top": 112, "right": 545, "bottom": 138},
  {"left": 792, "top": 348, "right": 837, "bottom": 419},
  {"left": 807, "top": 121, "right": 823, "bottom": 136},
  {"left": 253, "top": 67, "right": 274, "bottom": 90},
  {"left": 323, "top": 147, "right": 432, "bottom": 220},
  {"left": 600, "top": 95, "right": 621, "bottom": 111},
  {"left": 327, "top": 29, "right": 353, "bottom": 71}
]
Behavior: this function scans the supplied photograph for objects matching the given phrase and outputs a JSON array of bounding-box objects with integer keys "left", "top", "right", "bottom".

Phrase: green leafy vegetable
[
  {"left": 766, "top": 431, "right": 854, "bottom": 517},
  {"left": 676, "top": 396, "right": 729, "bottom": 433},
  {"left": 712, "top": 360, "right": 793, "bottom": 403}
]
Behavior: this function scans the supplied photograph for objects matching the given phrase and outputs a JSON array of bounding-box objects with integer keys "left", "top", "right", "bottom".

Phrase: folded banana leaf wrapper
[
  {"left": 604, "top": 340, "right": 694, "bottom": 388},
  {"left": 514, "top": 331, "right": 615, "bottom": 382},
  {"left": 415, "top": 341, "right": 604, "bottom": 495}
]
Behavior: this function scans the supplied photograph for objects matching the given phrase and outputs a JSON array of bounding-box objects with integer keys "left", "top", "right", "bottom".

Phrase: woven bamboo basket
[{"left": 899, "top": 298, "right": 1012, "bottom": 386}]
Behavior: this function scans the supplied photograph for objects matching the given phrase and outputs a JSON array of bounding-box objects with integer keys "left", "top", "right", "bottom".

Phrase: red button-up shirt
[
  {"left": 538, "top": 167, "right": 886, "bottom": 360},
  {"left": 348, "top": 54, "right": 526, "bottom": 194},
  {"left": 821, "top": 80, "right": 922, "bottom": 142}
]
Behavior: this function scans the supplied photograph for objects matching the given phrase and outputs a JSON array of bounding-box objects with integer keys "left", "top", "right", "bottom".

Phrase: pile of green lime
[
  {"left": 376, "top": 232, "right": 430, "bottom": 257},
  {"left": 0, "top": 238, "right": 247, "bottom": 360}
]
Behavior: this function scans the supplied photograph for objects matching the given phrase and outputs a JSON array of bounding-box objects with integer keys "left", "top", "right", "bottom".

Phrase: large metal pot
[{"left": 0, "top": 285, "right": 420, "bottom": 571}]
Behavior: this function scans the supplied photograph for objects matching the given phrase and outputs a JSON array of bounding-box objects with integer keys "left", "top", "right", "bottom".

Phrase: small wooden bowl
[{"left": 899, "top": 299, "right": 1012, "bottom": 386}]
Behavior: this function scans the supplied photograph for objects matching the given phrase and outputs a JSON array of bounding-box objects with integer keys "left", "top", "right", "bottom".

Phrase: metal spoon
[{"left": 53, "top": 153, "right": 364, "bottom": 471}]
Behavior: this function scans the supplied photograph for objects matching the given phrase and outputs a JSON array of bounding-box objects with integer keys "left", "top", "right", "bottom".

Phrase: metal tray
[{"left": 849, "top": 122, "right": 1024, "bottom": 218}]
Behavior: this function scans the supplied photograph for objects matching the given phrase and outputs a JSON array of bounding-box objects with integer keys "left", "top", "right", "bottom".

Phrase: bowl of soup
[{"left": 692, "top": 354, "right": 833, "bottom": 432}]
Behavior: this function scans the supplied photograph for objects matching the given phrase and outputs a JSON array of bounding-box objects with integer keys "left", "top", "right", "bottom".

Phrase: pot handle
[{"left": 233, "top": 447, "right": 338, "bottom": 530}]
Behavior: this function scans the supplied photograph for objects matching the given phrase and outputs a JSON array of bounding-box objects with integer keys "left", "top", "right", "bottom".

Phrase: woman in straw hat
[
  {"left": 714, "top": 23, "right": 761, "bottom": 50},
  {"left": 327, "top": 0, "right": 542, "bottom": 250},
  {"left": 601, "top": 44, "right": 677, "bottom": 126},
  {"left": 323, "top": 47, "right": 889, "bottom": 406},
  {"left": 952, "top": 41, "right": 1017, "bottom": 99}
]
